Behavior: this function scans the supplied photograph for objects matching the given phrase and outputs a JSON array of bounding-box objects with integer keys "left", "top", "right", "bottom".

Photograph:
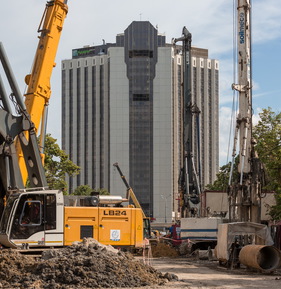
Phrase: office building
[{"left": 61, "top": 21, "right": 219, "bottom": 222}]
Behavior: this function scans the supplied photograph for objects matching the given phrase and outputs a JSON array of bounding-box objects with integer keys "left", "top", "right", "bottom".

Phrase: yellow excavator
[
  {"left": 0, "top": 1, "right": 147, "bottom": 250},
  {"left": 0, "top": 0, "right": 68, "bottom": 227}
]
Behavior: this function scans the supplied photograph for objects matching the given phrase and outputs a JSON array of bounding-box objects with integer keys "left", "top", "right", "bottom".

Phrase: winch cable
[{"left": 228, "top": 0, "right": 239, "bottom": 186}]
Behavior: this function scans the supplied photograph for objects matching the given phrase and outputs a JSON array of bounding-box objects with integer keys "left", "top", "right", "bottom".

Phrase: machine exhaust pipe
[{"left": 239, "top": 245, "right": 281, "bottom": 272}]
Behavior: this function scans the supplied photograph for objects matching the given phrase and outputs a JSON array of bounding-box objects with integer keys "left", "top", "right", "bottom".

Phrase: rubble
[
  {"left": 0, "top": 239, "right": 178, "bottom": 289},
  {"left": 151, "top": 242, "right": 179, "bottom": 258}
]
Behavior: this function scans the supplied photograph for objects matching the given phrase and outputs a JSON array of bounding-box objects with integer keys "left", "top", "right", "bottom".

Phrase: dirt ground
[
  {"left": 133, "top": 257, "right": 281, "bottom": 289},
  {"left": 0, "top": 240, "right": 281, "bottom": 289},
  {"left": 0, "top": 240, "right": 177, "bottom": 289}
]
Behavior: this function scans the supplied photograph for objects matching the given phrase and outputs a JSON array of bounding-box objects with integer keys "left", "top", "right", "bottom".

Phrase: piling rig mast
[
  {"left": 229, "top": 0, "right": 262, "bottom": 223},
  {"left": 174, "top": 27, "right": 201, "bottom": 218}
]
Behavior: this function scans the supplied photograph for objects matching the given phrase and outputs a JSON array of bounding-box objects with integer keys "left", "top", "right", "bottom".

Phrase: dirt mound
[
  {"left": 0, "top": 239, "right": 178, "bottom": 289},
  {"left": 151, "top": 242, "right": 179, "bottom": 258}
]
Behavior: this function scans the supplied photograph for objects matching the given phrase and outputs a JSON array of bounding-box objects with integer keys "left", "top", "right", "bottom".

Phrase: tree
[
  {"left": 253, "top": 108, "right": 281, "bottom": 220},
  {"left": 205, "top": 157, "right": 239, "bottom": 191},
  {"left": 97, "top": 188, "right": 110, "bottom": 195},
  {"left": 44, "top": 134, "right": 80, "bottom": 192},
  {"left": 73, "top": 185, "right": 92, "bottom": 195},
  {"left": 206, "top": 108, "right": 281, "bottom": 220},
  {"left": 73, "top": 185, "right": 110, "bottom": 196}
]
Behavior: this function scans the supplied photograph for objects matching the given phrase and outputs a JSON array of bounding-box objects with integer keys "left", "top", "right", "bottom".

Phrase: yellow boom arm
[{"left": 17, "top": 0, "right": 68, "bottom": 184}]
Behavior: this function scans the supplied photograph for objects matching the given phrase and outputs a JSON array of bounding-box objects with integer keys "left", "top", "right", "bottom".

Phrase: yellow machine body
[{"left": 64, "top": 206, "right": 144, "bottom": 247}]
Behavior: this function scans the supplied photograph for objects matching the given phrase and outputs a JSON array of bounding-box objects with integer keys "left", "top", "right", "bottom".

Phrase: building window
[
  {"left": 129, "top": 50, "right": 153, "bottom": 58},
  {"left": 133, "top": 94, "right": 149, "bottom": 101}
]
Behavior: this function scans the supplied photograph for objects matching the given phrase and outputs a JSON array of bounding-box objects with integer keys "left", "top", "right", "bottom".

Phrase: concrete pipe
[{"left": 239, "top": 245, "right": 281, "bottom": 272}]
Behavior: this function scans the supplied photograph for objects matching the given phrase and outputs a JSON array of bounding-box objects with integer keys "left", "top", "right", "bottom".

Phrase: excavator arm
[
  {"left": 17, "top": 0, "right": 68, "bottom": 184},
  {"left": 113, "top": 163, "right": 147, "bottom": 219},
  {"left": 113, "top": 163, "right": 151, "bottom": 238},
  {"left": 0, "top": 42, "right": 48, "bottom": 215}
]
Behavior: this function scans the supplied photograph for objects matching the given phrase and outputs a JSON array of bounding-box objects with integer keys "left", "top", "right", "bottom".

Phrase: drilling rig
[
  {"left": 215, "top": 0, "right": 278, "bottom": 270},
  {"left": 174, "top": 27, "right": 201, "bottom": 218},
  {"left": 228, "top": 0, "right": 263, "bottom": 224}
]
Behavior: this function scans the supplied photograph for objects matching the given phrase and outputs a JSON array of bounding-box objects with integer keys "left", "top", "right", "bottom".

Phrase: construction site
[
  {"left": 0, "top": 0, "right": 281, "bottom": 288},
  {"left": 0, "top": 238, "right": 280, "bottom": 289}
]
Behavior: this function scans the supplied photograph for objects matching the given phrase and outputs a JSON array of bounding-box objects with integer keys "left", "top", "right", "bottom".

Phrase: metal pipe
[{"left": 239, "top": 245, "right": 281, "bottom": 272}]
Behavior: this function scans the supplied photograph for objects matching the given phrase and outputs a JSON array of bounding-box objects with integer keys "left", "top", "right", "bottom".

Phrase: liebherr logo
[{"left": 239, "top": 12, "right": 245, "bottom": 44}]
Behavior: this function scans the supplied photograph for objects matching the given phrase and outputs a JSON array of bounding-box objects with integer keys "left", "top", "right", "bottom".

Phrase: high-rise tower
[{"left": 61, "top": 21, "right": 219, "bottom": 222}]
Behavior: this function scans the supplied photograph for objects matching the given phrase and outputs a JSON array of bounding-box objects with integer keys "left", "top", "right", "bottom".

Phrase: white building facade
[{"left": 61, "top": 21, "right": 219, "bottom": 223}]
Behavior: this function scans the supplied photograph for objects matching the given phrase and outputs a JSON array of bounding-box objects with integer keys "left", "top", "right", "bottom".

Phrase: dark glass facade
[
  {"left": 61, "top": 21, "right": 219, "bottom": 221},
  {"left": 123, "top": 21, "right": 164, "bottom": 217}
]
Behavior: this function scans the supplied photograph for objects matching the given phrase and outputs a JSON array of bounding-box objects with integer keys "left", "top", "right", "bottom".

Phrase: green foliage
[
  {"left": 73, "top": 185, "right": 110, "bottom": 196},
  {"left": 95, "top": 188, "right": 110, "bottom": 195},
  {"left": 205, "top": 157, "right": 239, "bottom": 191},
  {"left": 73, "top": 185, "right": 93, "bottom": 196},
  {"left": 204, "top": 107, "right": 281, "bottom": 220},
  {"left": 253, "top": 108, "right": 281, "bottom": 220},
  {"left": 44, "top": 134, "right": 80, "bottom": 192}
]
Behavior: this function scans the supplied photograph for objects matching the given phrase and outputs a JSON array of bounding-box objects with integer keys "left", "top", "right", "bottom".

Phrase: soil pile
[
  {"left": 0, "top": 239, "right": 178, "bottom": 289},
  {"left": 151, "top": 242, "right": 179, "bottom": 258}
]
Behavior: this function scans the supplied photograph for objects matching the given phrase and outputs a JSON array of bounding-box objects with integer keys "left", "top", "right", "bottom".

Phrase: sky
[{"left": 0, "top": 0, "right": 280, "bottom": 167}]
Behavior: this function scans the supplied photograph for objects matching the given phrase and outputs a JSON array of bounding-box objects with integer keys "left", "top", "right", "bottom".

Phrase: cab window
[{"left": 19, "top": 200, "right": 41, "bottom": 226}]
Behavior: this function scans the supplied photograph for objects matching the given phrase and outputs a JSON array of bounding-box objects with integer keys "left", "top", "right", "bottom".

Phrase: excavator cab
[
  {"left": 143, "top": 217, "right": 151, "bottom": 239},
  {"left": 10, "top": 195, "right": 44, "bottom": 240},
  {"left": 0, "top": 190, "right": 64, "bottom": 248}
]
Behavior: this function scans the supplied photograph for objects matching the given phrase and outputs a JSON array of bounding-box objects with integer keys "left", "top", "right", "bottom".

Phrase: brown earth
[
  {"left": 150, "top": 241, "right": 179, "bottom": 258},
  {"left": 0, "top": 239, "right": 177, "bottom": 289},
  {"left": 1, "top": 240, "right": 281, "bottom": 289}
]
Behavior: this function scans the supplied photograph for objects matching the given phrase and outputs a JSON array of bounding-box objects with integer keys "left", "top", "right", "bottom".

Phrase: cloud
[
  {"left": 252, "top": 108, "right": 262, "bottom": 126},
  {"left": 219, "top": 106, "right": 235, "bottom": 166},
  {"left": 252, "top": 1, "right": 281, "bottom": 42},
  {"left": 1, "top": 0, "right": 280, "bottom": 151},
  {"left": 219, "top": 105, "right": 262, "bottom": 167}
]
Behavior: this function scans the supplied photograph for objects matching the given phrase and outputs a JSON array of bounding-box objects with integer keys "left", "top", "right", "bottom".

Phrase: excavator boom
[
  {"left": 17, "top": 0, "right": 68, "bottom": 184},
  {"left": 113, "top": 163, "right": 147, "bottom": 219}
]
